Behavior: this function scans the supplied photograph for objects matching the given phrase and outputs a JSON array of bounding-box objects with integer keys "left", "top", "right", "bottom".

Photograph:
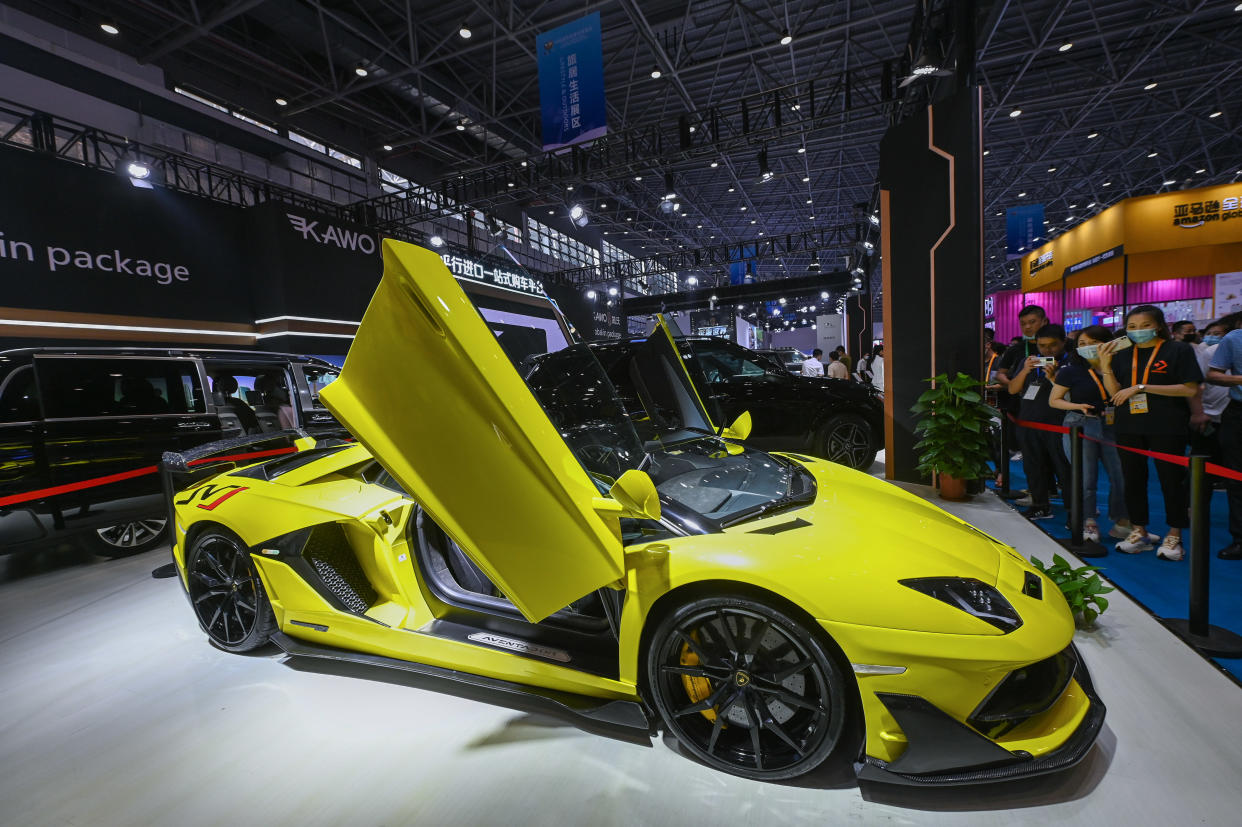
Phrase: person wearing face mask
[
  {"left": 1098, "top": 305, "right": 1203, "bottom": 560},
  {"left": 1049, "top": 325, "right": 1131, "bottom": 544},
  {"left": 1191, "top": 320, "right": 1230, "bottom": 465},
  {"left": 1206, "top": 312, "right": 1242, "bottom": 560},
  {"left": 996, "top": 305, "right": 1049, "bottom": 499},
  {"left": 1006, "top": 322, "right": 1071, "bottom": 520}
]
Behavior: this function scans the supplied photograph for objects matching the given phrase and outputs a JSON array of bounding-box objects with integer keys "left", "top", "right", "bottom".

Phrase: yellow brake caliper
[{"left": 680, "top": 639, "right": 719, "bottom": 722}]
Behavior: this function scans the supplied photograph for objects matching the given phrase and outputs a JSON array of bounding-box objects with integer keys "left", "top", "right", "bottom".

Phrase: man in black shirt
[
  {"left": 1006, "top": 322, "right": 1071, "bottom": 520},
  {"left": 996, "top": 305, "right": 1049, "bottom": 502}
]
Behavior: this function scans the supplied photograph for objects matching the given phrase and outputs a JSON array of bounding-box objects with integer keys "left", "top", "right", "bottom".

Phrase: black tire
[
  {"left": 185, "top": 527, "right": 276, "bottom": 652},
  {"left": 91, "top": 518, "right": 169, "bottom": 558},
  {"left": 645, "top": 594, "right": 850, "bottom": 781},
  {"left": 815, "top": 414, "right": 876, "bottom": 470}
]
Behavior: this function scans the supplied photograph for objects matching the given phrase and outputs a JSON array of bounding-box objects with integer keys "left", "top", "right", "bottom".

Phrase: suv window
[
  {"left": 303, "top": 365, "right": 340, "bottom": 409},
  {"left": 0, "top": 366, "right": 40, "bottom": 422},
  {"left": 37, "top": 358, "right": 206, "bottom": 418},
  {"left": 688, "top": 341, "right": 782, "bottom": 383}
]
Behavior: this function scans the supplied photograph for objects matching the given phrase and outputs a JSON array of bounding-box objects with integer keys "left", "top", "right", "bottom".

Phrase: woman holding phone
[
  {"left": 1098, "top": 305, "right": 1203, "bottom": 560},
  {"left": 1049, "top": 326, "right": 1131, "bottom": 544}
]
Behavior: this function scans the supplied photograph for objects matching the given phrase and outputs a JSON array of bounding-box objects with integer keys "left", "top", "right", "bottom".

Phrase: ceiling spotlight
[
  {"left": 354, "top": 63, "right": 369, "bottom": 77},
  {"left": 687, "top": 276, "right": 699, "bottom": 286},
  {"left": 1009, "top": 109, "right": 1022, "bottom": 118},
  {"left": 664, "top": 172, "right": 676, "bottom": 200},
  {"left": 801, "top": 175, "right": 810, "bottom": 183},
  {"left": 778, "top": 297, "right": 786, "bottom": 305},
  {"left": 1102, "top": 181, "right": 1111, "bottom": 186},
  {"left": 651, "top": 66, "right": 662, "bottom": 79},
  {"left": 126, "top": 160, "right": 151, "bottom": 180},
  {"left": 1048, "top": 166, "right": 1057, "bottom": 172},
  {"left": 1144, "top": 81, "right": 1157, "bottom": 90},
  {"left": 862, "top": 240, "right": 875, "bottom": 252},
  {"left": 710, "top": 161, "right": 719, "bottom": 168},
  {"left": 983, "top": 149, "right": 990, "bottom": 156},
  {"left": 627, "top": 217, "right": 633, "bottom": 221},
  {"left": 275, "top": 97, "right": 288, "bottom": 106},
  {"left": 808, "top": 215, "right": 814, "bottom": 220},
  {"left": 696, "top": 223, "right": 703, "bottom": 228},
  {"left": 429, "top": 234, "right": 445, "bottom": 247},
  {"left": 797, "top": 146, "right": 806, "bottom": 154},
  {"left": 459, "top": 23, "right": 472, "bottom": 39},
  {"left": 100, "top": 23, "right": 119, "bottom": 35},
  {"left": 548, "top": 210, "right": 554, "bottom": 215},
  {"left": 1163, "top": 179, "right": 1177, "bottom": 186},
  {"left": 607, "top": 300, "right": 613, "bottom": 307},
  {"left": 634, "top": 175, "right": 643, "bottom": 181},
  {"left": 820, "top": 291, "right": 829, "bottom": 299},
  {"left": 780, "top": 31, "right": 793, "bottom": 46},
  {"left": 520, "top": 160, "right": 528, "bottom": 167},
  {"left": 995, "top": 211, "right": 1003, "bottom": 216},
  {"left": 806, "top": 198, "right": 813, "bottom": 204},
  {"left": 868, "top": 213, "right": 880, "bottom": 226},
  {"left": 383, "top": 144, "right": 393, "bottom": 151},
  {"left": 569, "top": 204, "right": 588, "bottom": 227},
  {"left": 608, "top": 287, "right": 618, "bottom": 296},
  {"left": 507, "top": 181, "right": 514, "bottom": 188},
  {"left": 1147, "top": 150, "right": 1158, "bottom": 158},
  {"left": 740, "top": 206, "right": 747, "bottom": 211},
  {"left": 1018, "top": 191, "right": 1027, "bottom": 197},
  {"left": 851, "top": 265, "right": 865, "bottom": 276},
  {"left": 1210, "top": 111, "right": 1222, "bottom": 118},
  {"left": 1058, "top": 42, "right": 1073, "bottom": 52},
  {"left": 688, "top": 125, "right": 696, "bottom": 133},
  {"left": 1196, "top": 168, "right": 1206, "bottom": 174},
  {"left": 586, "top": 290, "right": 597, "bottom": 300},
  {"left": 456, "top": 120, "right": 466, "bottom": 131},
  {"left": 728, "top": 187, "right": 736, "bottom": 192},
  {"left": 758, "top": 148, "right": 773, "bottom": 182}
]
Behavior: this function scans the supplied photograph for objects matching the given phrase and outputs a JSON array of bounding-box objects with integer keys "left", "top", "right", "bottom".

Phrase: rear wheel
[
  {"left": 646, "top": 595, "right": 849, "bottom": 781},
  {"left": 92, "top": 518, "right": 168, "bottom": 557},
  {"left": 186, "top": 527, "right": 276, "bottom": 652},
  {"left": 815, "top": 414, "right": 876, "bottom": 470}
]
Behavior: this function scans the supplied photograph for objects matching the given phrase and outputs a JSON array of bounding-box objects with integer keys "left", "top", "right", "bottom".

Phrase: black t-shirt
[
  {"left": 1108, "top": 339, "right": 1203, "bottom": 435},
  {"left": 1054, "top": 364, "right": 1109, "bottom": 415},
  {"left": 997, "top": 341, "right": 1037, "bottom": 412},
  {"left": 1017, "top": 352, "right": 1068, "bottom": 425}
]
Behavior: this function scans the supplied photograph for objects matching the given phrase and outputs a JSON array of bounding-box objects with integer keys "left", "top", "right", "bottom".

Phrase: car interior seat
[{"left": 211, "top": 374, "right": 261, "bottom": 434}]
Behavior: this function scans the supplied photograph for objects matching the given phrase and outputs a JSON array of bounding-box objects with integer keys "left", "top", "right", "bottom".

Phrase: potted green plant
[
  {"left": 1031, "top": 554, "right": 1114, "bottom": 627},
  {"left": 910, "top": 372, "right": 994, "bottom": 500}
]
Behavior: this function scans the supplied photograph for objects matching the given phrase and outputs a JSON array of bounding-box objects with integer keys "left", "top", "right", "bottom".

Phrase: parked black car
[
  {"left": 573, "top": 336, "right": 883, "bottom": 470},
  {"left": 755, "top": 347, "right": 809, "bottom": 375},
  {"left": 0, "top": 347, "right": 342, "bottom": 556}
]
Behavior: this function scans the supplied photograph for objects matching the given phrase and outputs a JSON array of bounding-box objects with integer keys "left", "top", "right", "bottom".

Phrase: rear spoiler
[{"left": 159, "top": 430, "right": 314, "bottom": 544}]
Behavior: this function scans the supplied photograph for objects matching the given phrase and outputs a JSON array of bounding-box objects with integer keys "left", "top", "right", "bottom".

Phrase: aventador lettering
[
  {"left": 285, "top": 213, "right": 377, "bottom": 254},
  {"left": 0, "top": 230, "right": 190, "bottom": 285}
]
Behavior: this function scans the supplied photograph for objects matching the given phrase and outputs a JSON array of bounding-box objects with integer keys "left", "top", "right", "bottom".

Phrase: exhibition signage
[
  {"left": 537, "top": 12, "right": 607, "bottom": 150},
  {"left": 1171, "top": 192, "right": 1241, "bottom": 228},
  {"left": 1064, "top": 245, "right": 1124, "bottom": 277},
  {"left": 1006, "top": 204, "right": 1045, "bottom": 260},
  {"left": 1215, "top": 272, "right": 1242, "bottom": 316},
  {"left": 440, "top": 253, "right": 546, "bottom": 296}
]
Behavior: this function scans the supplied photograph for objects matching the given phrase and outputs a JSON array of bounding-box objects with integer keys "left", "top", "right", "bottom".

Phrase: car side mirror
[
  {"left": 720, "top": 411, "right": 752, "bottom": 441},
  {"left": 606, "top": 469, "right": 661, "bottom": 521}
]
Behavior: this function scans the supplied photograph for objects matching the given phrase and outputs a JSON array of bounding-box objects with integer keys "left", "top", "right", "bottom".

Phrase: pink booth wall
[{"left": 990, "top": 276, "right": 1214, "bottom": 342}]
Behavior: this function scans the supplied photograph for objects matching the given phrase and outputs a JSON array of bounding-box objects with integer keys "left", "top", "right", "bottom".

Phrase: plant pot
[{"left": 938, "top": 473, "right": 969, "bottom": 501}]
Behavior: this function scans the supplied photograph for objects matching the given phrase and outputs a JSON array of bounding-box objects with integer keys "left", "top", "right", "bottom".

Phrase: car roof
[{"left": 0, "top": 346, "right": 337, "bottom": 369}]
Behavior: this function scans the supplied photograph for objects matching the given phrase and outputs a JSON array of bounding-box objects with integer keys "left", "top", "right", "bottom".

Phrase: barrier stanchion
[
  {"left": 1162, "top": 454, "right": 1242, "bottom": 658},
  {"left": 1058, "top": 422, "right": 1107, "bottom": 558},
  {"left": 996, "top": 412, "right": 1023, "bottom": 500}
]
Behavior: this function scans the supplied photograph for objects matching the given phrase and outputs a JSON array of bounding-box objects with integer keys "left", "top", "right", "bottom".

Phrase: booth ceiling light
[
  {"left": 710, "top": 161, "right": 719, "bottom": 168},
  {"left": 429, "top": 234, "right": 445, "bottom": 247},
  {"left": 1058, "top": 42, "right": 1073, "bottom": 51},
  {"left": 1048, "top": 166, "right": 1057, "bottom": 172},
  {"left": 1147, "top": 150, "right": 1158, "bottom": 158},
  {"left": 1210, "top": 111, "right": 1222, "bottom": 118},
  {"left": 780, "top": 31, "right": 793, "bottom": 46},
  {"left": 1144, "top": 82, "right": 1158, "bottom": 90},
  {"left": 1163, "top": 179, "right": 1177, "bottom": 186},
  {"left": 728, "top": 186, "right": 736, "bottom": 192},
  {"left": 459, "top": 23, "right": 472, "bottom": 39},
  {"left": 801, "top": 176, "right": 810, "bottom": 182},
  {"left": 869, "top": 213, "right": 880, "bottom": 226},
  {"left": 382, "top": 144, "right": 393, "bottom": 151},
  {"left": 100, "top": 23, "right": 119, "bottom": 35},
  {"left": 456, "top": 120, "right": 467, "bottom": 131},
  {"left": 275, "top": 97, "right": 287, "bottom": 106},
  {"left": 586, "top": 290, "right": 597, "bottom": 299},
  {"left": 1196, "top": 168, "right": 1206, "bottom": 174},
  {"left": 821, "top": 291, "right": 829, "bottom": 299},
  {"left": 569, "top": 204, "right": 588, "bottom": 227},
  {"left": 651, "top": 66, "right": 662, "bottom": 79},
  {"left": 354, "top": 63, "right": 369, "bottom": 77},
  {"left": 126, "top": 161, "right": 151, "bottom": 180},
  {"left": 1009, "top": 109, "right": 1022, "bottom": 117},
  {"left": 608, "top": 287, "right": 618, "bottom": 296},
  {"left": 687, "top": 276, "right": 699, "bottom": 285},
  {"left": 797, "top": 146, "right": 806, "bottom": 154}
]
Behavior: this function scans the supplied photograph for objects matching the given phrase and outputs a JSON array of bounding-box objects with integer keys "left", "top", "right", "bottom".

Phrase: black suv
[
  {"left": 579, "top": 336, "right": 883, "bottom": 470},
  {"left": 0, "top": 347, "right": 342, "bottom": 557}
]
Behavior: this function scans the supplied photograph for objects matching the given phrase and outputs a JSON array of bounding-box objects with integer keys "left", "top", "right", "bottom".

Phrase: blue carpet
[{"left": 995, "top": 456, "right": 1242, "bottom": 683}]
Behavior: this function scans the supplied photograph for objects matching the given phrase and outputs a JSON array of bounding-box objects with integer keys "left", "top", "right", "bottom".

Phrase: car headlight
[{"left": 899, "top": 577, "right": 1023, "bottom": 632}]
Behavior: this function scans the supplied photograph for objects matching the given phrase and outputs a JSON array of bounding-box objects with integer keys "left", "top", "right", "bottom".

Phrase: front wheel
[
  {"left": 645, "top": 595, "right": 850, "bottom": 781},
  {"left": 186, "top": 527, "right": 276, "bottom": 652},
  {"left": 816, "top": 414, "right": 876, "bottom": 470}
]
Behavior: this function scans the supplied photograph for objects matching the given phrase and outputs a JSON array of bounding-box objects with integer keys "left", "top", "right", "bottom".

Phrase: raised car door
[
  {"left": 320, "top": 240, "right": 625, "bottom": 623},
  {"left": 641, "top": 315, "right": 722, "bottom": 432}
]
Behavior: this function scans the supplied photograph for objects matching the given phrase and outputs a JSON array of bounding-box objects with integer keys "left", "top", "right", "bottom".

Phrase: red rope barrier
[{"left": 1006, "top": 414, "right": 1242, "bottom": 482}]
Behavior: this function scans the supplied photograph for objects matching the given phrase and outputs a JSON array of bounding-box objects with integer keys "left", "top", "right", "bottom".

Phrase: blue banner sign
[
  {"left": 537, "top": 13, "right": 607, "bottom": 150},
  {"left": 1006, "top": 204, "right": 1045, "bottom": 260}
]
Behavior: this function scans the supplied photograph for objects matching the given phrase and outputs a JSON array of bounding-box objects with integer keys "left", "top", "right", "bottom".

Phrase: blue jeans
[{"left": 1061, "top": 412, "right": 1128, "bottom": 523}]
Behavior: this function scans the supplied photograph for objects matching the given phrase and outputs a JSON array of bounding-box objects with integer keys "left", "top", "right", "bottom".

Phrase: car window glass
[
  {"left": 208, "top": 368, "right": 296, "bottom": 431},
  {"left": 37, "top": 358, "right": 206, "bottom": 418},
  {"left": 303, "top": 365, "right": 340, "bottom": 409},
  {"left": 690, "top": 342, "right": 771, "bottom": 382},
  {"left": 0, "top": 366, "right": 40, "bottom": 422}
]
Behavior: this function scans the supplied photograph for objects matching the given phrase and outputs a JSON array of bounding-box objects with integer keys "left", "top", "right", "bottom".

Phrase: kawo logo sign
[{"left": 286, "top": 213, "right": 377, "bottom": 255}]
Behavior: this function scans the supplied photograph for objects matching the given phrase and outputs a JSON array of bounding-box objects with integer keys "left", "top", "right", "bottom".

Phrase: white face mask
[{"left": 1077, "top": 344, "right": 1099, "bottom": 360}]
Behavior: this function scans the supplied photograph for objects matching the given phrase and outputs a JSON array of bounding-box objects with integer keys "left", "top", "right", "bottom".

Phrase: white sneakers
[
  {"left": 1116, "top": 528, "right": 1159, "bottom": 554},
  {"left": 1108, "top": 522, "right": 1134, "bottom": 540},
  {"left": 1156, "top": 535, "right": 1185, "bottom": 562},
  {"left": 1116, "top": 528, "right": 1185, "bottom": 559},
  {"left": 1015, "top": 494, "right": 1034, "bottom": 507},
  {"left": 1083, "top": 519, "right": 1100, "bottom": 543}
]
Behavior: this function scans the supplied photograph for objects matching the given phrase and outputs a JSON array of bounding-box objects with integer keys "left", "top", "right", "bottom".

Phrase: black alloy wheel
[
  {"left": 186, "top": 528, "right": 276, "bottom": 652},
  {"left": 816, "top": 414, "right": 876, "bottom": 470},
  {"left": 92, "top": 518, "right": 168, "bottom": 557},
  {"left": 646, "top": 595, "right": 849, "bottom": 781}
]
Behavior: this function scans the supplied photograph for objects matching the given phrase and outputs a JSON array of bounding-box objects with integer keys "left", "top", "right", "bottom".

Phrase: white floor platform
[{"left": 3, "top": 478, "right": 1242, "bottom": 826}]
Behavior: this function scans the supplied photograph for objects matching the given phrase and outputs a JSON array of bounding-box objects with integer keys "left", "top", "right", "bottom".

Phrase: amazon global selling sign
[
  {"left": 440, "top": 253, "right": 546, "bottom": 296},
  {"left": 1172, "top": 194, "right": 1242, "bottom": 228},
  {"left": 1030, "top": 250, "right": 1054, "bottom": 276}
]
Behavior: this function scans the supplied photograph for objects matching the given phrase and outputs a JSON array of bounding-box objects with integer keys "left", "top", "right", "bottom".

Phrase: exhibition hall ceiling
[{"left": 13, "top": 0, "right": 1242, "bottom": 293}]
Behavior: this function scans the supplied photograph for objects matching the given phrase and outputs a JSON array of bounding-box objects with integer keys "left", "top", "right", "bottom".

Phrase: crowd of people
[
  {"left": 800, "top": 344, "right": 885, "bottom": 393},
  {"left": 987, "top": 302, "right": 1242, "bottom": 563}
]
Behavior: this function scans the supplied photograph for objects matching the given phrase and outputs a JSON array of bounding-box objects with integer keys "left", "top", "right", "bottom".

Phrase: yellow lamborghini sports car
[{"left": 164, "top": 240, "right": 1104, "bottom": 785}]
